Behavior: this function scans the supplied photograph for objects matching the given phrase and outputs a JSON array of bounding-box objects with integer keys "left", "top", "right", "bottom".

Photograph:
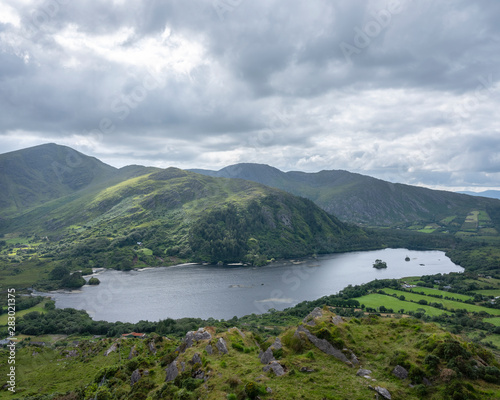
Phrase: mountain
[
  {"left": 0, "top": 143, "right": 158, "bottom": 218},
  {"left": 0, "top": 149, "right": 374, "bottom": 286},
  {"left": 191, "top": 163, "right": 500, "bottom": 235},
  {"left": 459, "top": 190, "right": 500, "bottom": 200}
]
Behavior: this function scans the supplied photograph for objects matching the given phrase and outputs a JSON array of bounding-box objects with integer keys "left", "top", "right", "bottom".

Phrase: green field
[
  {"left": 0, "top": 299, "right": 49, "bottom": 325},
  {"left": 483, "top": 317, "right": 500, "bottom": 327},
  {"left": 403, "top": 287, "right": 474, "bottom": 302},
  {"left": 354, "top": 293, "right": 452, "bottom": 316},
  {"left": 475, "top": 289, "right": 500, "bottom": 297},
  {"left": 382, "top": 288, "right": 500, "bottom": 315}
]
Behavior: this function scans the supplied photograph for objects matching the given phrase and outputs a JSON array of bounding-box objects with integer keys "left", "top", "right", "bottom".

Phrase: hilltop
[
  {"left": 2, "top": 307, "right": 500, "bottom": 399},
  {"left": 192, "top": 163, "right": 500, "bottom": 235}
]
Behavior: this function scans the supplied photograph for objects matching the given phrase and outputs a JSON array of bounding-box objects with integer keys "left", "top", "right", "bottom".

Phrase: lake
[{"left": 43, "top": 248, "right": 463, "bottom": 322}]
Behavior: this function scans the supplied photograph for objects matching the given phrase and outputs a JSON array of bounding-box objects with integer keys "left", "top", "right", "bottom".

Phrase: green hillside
[
  {"left": 0, "top": 164, "right": 374, "bottom": 289},
  {"left": 192, "top": 163, "right": 500, "bottom": 235},
  {"left": 2, "top": 308, "right": 499, "bottom": 399}
]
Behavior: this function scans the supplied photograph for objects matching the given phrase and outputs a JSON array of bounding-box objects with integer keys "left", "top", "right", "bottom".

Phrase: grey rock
[
  {"left": 128, "top": 345, "right": 137, "bottom": 360},
  {"left": 294, "top": 326, "right": 349, "bottom": 364},
  {"left": 271, "top": 337, "right": 282, "bottom": 350},
  {"left": 423, "top": 377, "right": 432, "bottom": 386},
  {"left": 374, "top": 386, "right": 391, "bottom": 400},
  {"left": 192, "top": 369, "right": 205, "bottom": 380},
  {"left": 184, "top": 328, "right": 212, "bottom": 349},
  {"left": 180, "top": 361, "right": 186, "bottom": 372},
  {"left": 263, "top": 361, "right": 285, "bottom": 376},
  {"left": 104, "top": 343, "right": 118, "bottom": 356},
  {"left": 331, "top": 315, "right": 344, "bottom": 326},
  {"left": 205, "top": 344, "right": 213, "bottom": 355},
  {"left": 392, "top": 365, "right": 408, "bottom": 380},
  {"left": 231, "top": 327, "right": 246, "bottom": 337},
  {"left": 66, "top": 350, "right": 78, "bottom": 358},
  {"left": 216, "top": 338, "right": 228, "bottom": 354},
  {"left": 165, "top": 361, "right": 179, "bottom": 382},
  {"left": 302, "top": 307, "right": 323, "bottom": 326},
  {"left": 266, "top": 387, "right": 273, "bottom": 393},
  {"left": 349, "top": 350, "right": 360, "bottom": 366},
  {"left": 356, "top": 368, "right": 372, "bottom": 377},
  {"left": 130, "top": 369, "right": 141, "bottom": 386},
  {"left": 32, "top": 351, "right": 39, "bottom": 357},
  {"left": 300, "top": 367, "right": 314, "bottom": 373},
  {"left": 191, "top": 352, "right": 202, "bottom": 365},
  {"left": 148, "top": 341, "right": 157, "bottom": 355},
  {"left": 260, "top": 347, "right": 275, "bottom": 364}
]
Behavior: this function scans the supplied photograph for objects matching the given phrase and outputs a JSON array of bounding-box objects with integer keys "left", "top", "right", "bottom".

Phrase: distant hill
[
  {"left": 0, "top": 143, "right": 158, "bottom": 217},
  {"left": 191, "top": 163, "right": 500, "bottom": 235},
  {"left": 0, "top": 146, "right": 373, "bottom": 276},
  {"left": 459, "top": 190, "right": 500, "bottom": 200}
]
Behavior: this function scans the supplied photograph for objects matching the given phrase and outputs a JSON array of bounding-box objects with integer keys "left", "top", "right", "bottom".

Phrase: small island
[
  {"left": 373, "top": 259, "right": 388, "bottom": 269},
  {"left": 88, "top": 277, "right": 101, "bottom": 285},
  {"left": 405, "top": 256, "right": 410, "bottom": 261}
]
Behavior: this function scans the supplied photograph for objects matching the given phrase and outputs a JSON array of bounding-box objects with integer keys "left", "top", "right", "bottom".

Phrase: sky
[{"left": 0, "top": 0, "right": 499, "bottom": 192}]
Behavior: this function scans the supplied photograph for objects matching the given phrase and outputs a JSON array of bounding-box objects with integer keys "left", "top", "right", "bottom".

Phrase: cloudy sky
[{"left": 0, "top": 0, "right": 499, "bottom": 191}]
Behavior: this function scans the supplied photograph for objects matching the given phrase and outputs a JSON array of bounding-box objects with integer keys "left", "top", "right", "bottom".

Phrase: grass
[
  {"left": 0, "top": 299, "right": 49, "bottom": 326},
  {"left": 382, "top": 288, "right": 500, "bottom": 315},
  {"left": 475, "top": 289, "right": 500, "bottom": 297},
  {"left": 483, "top": 317, "right": 500, "bottom": 327},
  {"left": 354, "top": 293, "right": 452, "bottom": 316},
  {"left": 402, "top": 287, "right": 474, "bottom": 302}
]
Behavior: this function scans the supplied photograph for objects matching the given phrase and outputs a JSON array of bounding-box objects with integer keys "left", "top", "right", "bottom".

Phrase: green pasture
[
  {"left": 354, "top": 293, "right": 452, "bottom": 316},
  {"left": 382, "top": 288, "right": 500, "bottom": 315},
  {"left": 403, "top": 286, "right": 474, "bottom": 302}
]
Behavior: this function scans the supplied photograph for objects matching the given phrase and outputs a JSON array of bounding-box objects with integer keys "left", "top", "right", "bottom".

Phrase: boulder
[
  {"left": 148, "top": 341, "right": 157, "bottom": 355},
  {"left": 331, "top": 315, "right": 344, "bottom": 326},
  {"left": 130, "top": 369, "right": 141, "bottom": 386},
  {"left": 192, "top": 369, "right": 205, "bottom": 380},
  {"left": 184, "top": 328, "right": 212, "bottom": 349},
  {"left": 294, "top": 326, "right": 349, "bottom": 364},
  {"left": 263, "top": 361, "right": 285, "bottom": 376},
  {"left": 104, "top": 343, "right": 118, "bottom": 356},
  {"left": 216, "top": 338, "right": 228, "bottom": 354},
  {"left": 392, "top": 365, "right": 408, "bottom": 380},
  {"left": 356, "top": 368, "right": 372, "bottom": 378},
  {"left": 165, "top": 361, "right": 179, "bottom": 382},
  {"left": 302, "top": 307, "right": 323, "bottom": 326},
  {"left": 191, "top": 352, "right": 202, "bottom": 365},
  {"left": 205, "top": 344, "right": 213, "bottom": 355},
  {"left": 374, "top": 386, "right": 391, "bottom": 400},
  {"left": 128, "top": 345, "right": 138, "bottom": 360},
  {"left": 260, "top": 348, "right": 275, "bottom": 364},
  {"left": 300, "top": 367, "right": 314, "bottom": 373}
]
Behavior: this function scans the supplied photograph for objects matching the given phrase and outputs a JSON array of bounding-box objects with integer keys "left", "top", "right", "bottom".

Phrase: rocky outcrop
[
  {"left": 356, "top": 368, "right": 372, "bottom": 378},
  {"left": 128, "top": 345, "right": 138, "bottom": 360},
  {"left": 130, "top": 369, "right": 141, "bottom": 386},
  {"left": 370, "top": 385, "right": 391, "bottom": 399},
  {"left": 303, "top": 307, "right": 323, "bottom": 326},
  {"left": 259, "top": 337, "right": 282, "bottom": 364},
  {"left": 294, "top": 326, "right": 350, "bottom": 364},
  {"left": 148, "top": 340, "right": 157, "bottom": 355},
  {"left": 216, "top": 338, "right": 228, "bottom": 354},
  {"left": 184, "top": 328, "right": 212, "bottom": 349},
  {"left": 104, "top": 343, "right": 118, "bottom": 356},
  {"left": 392, "top": 365, "right": 408, "bottom": 380},
  {"left": 331, "top": 315, "right": 344, "bottom": 326},
  {"left": 191, "top": 352, "right": 202, "bottom": 365},
  {"left": 165, "top": 361, "right": 179, "bottom": 382},
  {"left": 263, "top": 361, "right": 285, "bottom": 376},
  {"left": 205, "top": 344, "right": 213, "bottom": 355}
]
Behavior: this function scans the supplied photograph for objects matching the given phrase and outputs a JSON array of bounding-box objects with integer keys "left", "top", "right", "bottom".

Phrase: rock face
[
  {"left": 374, "top": 386, "right": 391, "bottom": 399},
  {"left": 263, "top": 361, "right": 285, "bottom": 376},
  {"left": 302, "top": 307, "right": 323, "bottom": 326},
  {"left": 356, "top": 368, "right": 372, "bottom": 378},
  {"left": 130, "top": 369, "right": 141, "bottom": 386},
  {"left": 191, "top": 352, "right": 202, "bottom": 365},
  {"left": 165, "top": 361, "right": 180, "bottom": 382},
  {"left": 294, "top": 325, "right": 350, "bottom": 364},
  {"left": 148, "top": 341, "right": 157, "bottom": 355},
  {"left": 216, "top": 338, "right": 228, "bottom": 354},
  {"left": 259, "top": 337, "right": 282, "bottom": 364},
  {"left": 184, "top": 328, "right": 212, "bottom": 349},
  {"left": 128, "top": 345, "right": 138, "bottom": 360},
  {"left": 331, "top": 315, "right": 344, "bottom": 326},
  {"left": 392, "top": 365, "right": 408, "bottom": 380},
  {"left": 104, "top": 343, "right": 118, "bottom": 356}
]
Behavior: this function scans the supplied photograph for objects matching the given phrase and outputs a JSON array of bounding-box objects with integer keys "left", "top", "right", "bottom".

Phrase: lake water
[{"left": 43, "top": 248, "right": 463, "bottom": 323}]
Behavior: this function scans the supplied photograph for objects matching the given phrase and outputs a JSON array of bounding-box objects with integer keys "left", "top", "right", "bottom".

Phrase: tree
[
  {"left": 373, "top": 259, "right": 387, "bottom": 269},
  {"left": 49, "top": 265, "right": 70, "bottom": 280}
]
